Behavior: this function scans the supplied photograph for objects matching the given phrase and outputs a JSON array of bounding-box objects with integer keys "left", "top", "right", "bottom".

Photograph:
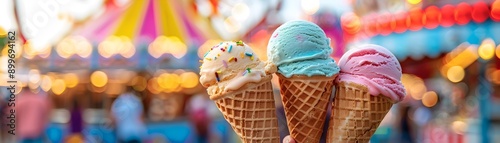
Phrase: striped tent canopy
[
  {"left": 42, "top": 0, "right": 216, "bottom": 71},
  {"left": 72, "top": 0, "right": 207, "bottom": 45}
]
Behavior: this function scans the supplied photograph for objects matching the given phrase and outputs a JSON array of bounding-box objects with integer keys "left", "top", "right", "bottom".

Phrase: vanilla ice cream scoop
[{"left": 199, "top": 41, "right": 274, "bottom": 97}]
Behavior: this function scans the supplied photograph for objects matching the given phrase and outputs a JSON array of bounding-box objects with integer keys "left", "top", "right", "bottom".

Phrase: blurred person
[
  {"left": 70, "top": 99, "right": 84, "bottom": 133},
  {"left": 111, "top": 89, "right": 148, "bottom": 143},
  {"left": 398, "top": 105, "right": 415, "bottom": 143},
  {"left": 186, "top": 94, "right": 211, "bottom": 143},
  {"left": 64, "top": 99, "right": 84, "bottom": 143},
  {"left": 16, "top": 88, "right": 51, "bottom": 143}
]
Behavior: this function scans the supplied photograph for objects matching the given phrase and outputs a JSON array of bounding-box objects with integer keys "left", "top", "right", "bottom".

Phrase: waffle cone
[
  {"left": 212, "top": 75, "right": 280, "bottom": 143},
  {"left": 327, "top": 82, "right": 393, "bottom": 143},
  {"left": 277, "top": 73, "right": 336, "bottom": 143}
]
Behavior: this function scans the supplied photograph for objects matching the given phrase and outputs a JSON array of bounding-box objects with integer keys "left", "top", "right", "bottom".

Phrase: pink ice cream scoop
[{"left": 337, "top": 44, "right": 406, "bottom": 103}]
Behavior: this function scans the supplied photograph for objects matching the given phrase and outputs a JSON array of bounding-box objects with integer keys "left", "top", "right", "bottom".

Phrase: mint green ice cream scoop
[{"left": 267, "top": 20, "right": 340, "bottom": 78}]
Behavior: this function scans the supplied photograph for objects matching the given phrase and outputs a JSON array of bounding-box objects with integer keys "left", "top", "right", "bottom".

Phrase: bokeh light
[
  {"left": 393, "top": 12, "right": 408, "bottom": 33},
  {"left": 408, "top": 9, "right": 423, "bottom": 31},
  {"left": 98, "top": 36, "right": 135, "bottom": 58},
  {"left": 424, "top": 6, "right": 441, "bottom": 29},
  {"left": 341, "top": 12, "right": 362, "bottom": 34},
  {"left": 180, "top": 72, "right": 199, "bottom": 88},
  {"left": 455, "top": 3, "right": 472, "bottom": 25},
  {"left": 28, "top": 81, "right": 40, "bottom": 91},
  {"left": 492, "top": 0, "right": 500, "bottom": 21},
  {"left": 0, "top": 26, "right": 6, "bottom": 36},
  {"left": 28, "top": 69, "right": 41, "bottom": 84},
  {"left": 401, "top": 74, "right": 427, "bottom": 100},
  {"left": 232, "top": 3, "right": 249, "bottom": 21},
  {"left": 148, "top": 36, "right": 187, "bottom": 59},
  {"left": 422, "top": 91, "right": 438, "bottom": 107},
  {"left": 492, "top": 70, "right": 500, "bottom": 84},
  {"left": 496, "top": 45, "right": 500, "bottom": 59},
  {"left": 23, "top": 42, "right": 36, "bottom": 59},
  {"left": 120, "top": 37, "right": 136, "bottom": 58},
  {"left": 441, "top": 5, "right": 456, "bottom": 27},
  {"left": 478, "top": 39, "right": 495, "bottom": 60},
  {"left": 301, "top": 0, "right": 320, "bottom": 15},
  {"left": 28, "top": 69, "right": 41, "bottom": 90},
  {"left": 23, "top": 41, "right": 51, "bottom": 59},
  {"left": 57, "top": 36, "right": 93, "bottom": 58},
  {"left": 130, "top": 76, "right": 147, "bottom": 91},
  {"left": 28, "top": 40, "right": 51, "bottom": 58},
  {"left": 52, "top": 79, "right": 66, "bottom": 95},
  {"left": 75, "top": 37, "right": 93, "bottom": 58},
  {"left": 56, "top": 37, "right": 74, "bottom": 58},
  {"left": 364, "top": 14, "right": 379, "bottom": 37},
  {"left": 157, "top": 73, "right": 181, "bottom": 92},
  {"left": 487, "top": 66, "right": 500, "bottom": 85},
  {"left": 63, "top": 73, "right": 79, "bottom": 88},
  {"left": 407, "top": 0, "right": 421, "bottom": 5},
  {"left": 441, "top": 44, "right": 478, "bottom": 77},
  {"left": 451, "top": 120, "right": 468, "bottom": 134},
  {"left": 40, "top": 75, "right": 52, "bottom": 92},
  {"left": 149, "top": 36, "right": 167, "bottom": 58},
  {"left": 447, "top": 66, "right": 465, "bottom": 83},
  {"left": 377, "top": 13, "right": 393, "bottom": 35},
  {"left": 224, "top": 16, "right": 241, "bottom": 33},
  {"left": 38, "top": 46, "right": 52, "bottom": 58},
  {"left": 91, "top": 71, "right": 108, "bottom": 87},
  {"left": 443, "top": 43, "right": 469, "bottom": 63},
  {"left": 147, "top": 77, "right": 161, "bottom": 94},
  {"left": 167, "top": 37, "right": 188, "bottom": 59},
  {"left": 98, "top": 36, "right": 118, "bottom": 58},
  {"left": 472, "top": 2, "right": 489, "bottom": 23}
]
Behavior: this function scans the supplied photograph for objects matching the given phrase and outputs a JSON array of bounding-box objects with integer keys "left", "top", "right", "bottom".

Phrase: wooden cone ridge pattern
[
  {"left": 327, "top": 82, "right": 393, "bottom": 143},
  {"left": 214, "top": 80, "right": 280, "bottom": 143},
  {"left": 279, "top": 77, "right": 334, "bottom": 143}
]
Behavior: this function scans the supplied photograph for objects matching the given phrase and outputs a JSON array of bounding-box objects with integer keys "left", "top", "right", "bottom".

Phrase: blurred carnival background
[{"left": 0, "top": 0, "right": 500, "bottom": 143}]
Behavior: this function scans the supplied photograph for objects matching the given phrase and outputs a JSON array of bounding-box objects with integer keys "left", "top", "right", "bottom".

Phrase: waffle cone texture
[
  {"left": 212, "top": 75, "right": 280, "bottom": 143},
  {"left": 277, "top": 74, "right": 336, "bottom": 143},
  {"left": 327, "top": 81, "right": 393, "bottom": 143}
]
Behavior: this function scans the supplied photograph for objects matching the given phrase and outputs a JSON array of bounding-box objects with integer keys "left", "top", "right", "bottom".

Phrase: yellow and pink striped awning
[{"left": 74, "top": 0, "right": 208, "bottom": 44}]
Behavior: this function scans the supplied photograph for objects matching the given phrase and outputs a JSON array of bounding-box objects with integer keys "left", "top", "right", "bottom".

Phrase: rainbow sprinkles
[{"left": 205, "top": 40, "right": 255, "bottom": 83}]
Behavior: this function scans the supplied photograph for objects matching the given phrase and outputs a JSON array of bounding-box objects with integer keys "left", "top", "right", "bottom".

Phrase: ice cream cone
[
  {"left": 277, "top": 73, "right": 336, "bottom": 143},
  {"left": 327, "top": 82, "right": 393, "bottom": 143},
  {"left": 211, "top": 75, "right": 280, "bottom": 143}
]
